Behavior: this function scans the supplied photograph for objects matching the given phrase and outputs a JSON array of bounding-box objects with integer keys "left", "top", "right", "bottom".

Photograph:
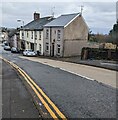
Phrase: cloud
[{"left": 1, "top": 2, "right": 117, "bottom": 34}]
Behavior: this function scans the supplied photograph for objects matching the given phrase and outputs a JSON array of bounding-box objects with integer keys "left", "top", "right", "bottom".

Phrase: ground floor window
[
  {"left": 39, "top": 44, "right": 41, "bottom": 52},
  {"left": 46, "top": 43, "right": 49, "bottom": 51},
  {"left": 57, "top": 44, "right": 61, "bottom": 54}
]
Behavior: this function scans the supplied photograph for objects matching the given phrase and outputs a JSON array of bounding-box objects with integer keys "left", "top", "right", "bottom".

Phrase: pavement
[
  {"left": 38, "top": 56, "right": 118, "bottom": 71},
  {"left": 2, "top": 61, "right": 40, "bottom": 119},
  {"left": 0, "top": 59, "right": 2, "bottom": 120},
  {"left": 19, "top": 56, "right": 117, "bottom": 88}
]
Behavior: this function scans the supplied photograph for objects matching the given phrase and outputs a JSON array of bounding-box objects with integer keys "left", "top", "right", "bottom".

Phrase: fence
[{"left": 81, "top": 47, "right": 118, "bottom": 61}]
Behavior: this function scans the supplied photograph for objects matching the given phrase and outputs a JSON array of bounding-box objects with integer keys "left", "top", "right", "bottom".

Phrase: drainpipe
[{"left": 50, "top": 27, "right": 52, "bottom": 56}]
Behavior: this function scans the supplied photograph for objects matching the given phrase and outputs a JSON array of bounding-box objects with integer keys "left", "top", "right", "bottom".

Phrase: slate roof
[
  {"left": 22, "top": 16, "right": 55, "bottom": 30},
  {"left": 44, "top": 13, "right": 80, "bottom": 27},
  {"left": 8, "top": 29, "right": 19, "bottom": 37}
]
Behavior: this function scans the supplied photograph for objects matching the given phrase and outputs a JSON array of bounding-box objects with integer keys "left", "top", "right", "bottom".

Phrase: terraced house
[
  {"left": 20, "top": 12, "right": 54, "bottom": 55},
  {"left": 43, "top": 13, "right": 89, "bottom": 57}
]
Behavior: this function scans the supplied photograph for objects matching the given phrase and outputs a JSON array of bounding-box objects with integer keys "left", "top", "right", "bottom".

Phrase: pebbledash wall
[{"left": 63, "top": 15, "right": 88, "bottom": 57}]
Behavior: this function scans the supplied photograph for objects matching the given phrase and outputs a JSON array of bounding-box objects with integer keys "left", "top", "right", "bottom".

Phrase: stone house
[{"left": 43, "top": 13, "right": 89, "bottom": 57}]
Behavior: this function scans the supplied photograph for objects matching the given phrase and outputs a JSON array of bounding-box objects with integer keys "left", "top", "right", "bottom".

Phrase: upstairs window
[
  {"left": 39, "top": 31, "right": 41, "bottom": 40},
  {"left": 34, "top": 31, "right": 37, "bottom": 40},
  {"left": 57, "top": 30, "right": 61, "bottom": 40},
  {"left": 46, "top": 29, "right": 49, "bottom": 39},
  {"left": 22, "top": 31, "right": 24, "bottom": 39},
  {"left": 27, "top": 31, "right": 29, "bottom": 38},
  {"left": 31, "top": 31, "right": 33, "bottom": 39}
]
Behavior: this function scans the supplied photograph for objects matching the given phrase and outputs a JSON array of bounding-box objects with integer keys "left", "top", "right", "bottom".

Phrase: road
[
  {"left": 1, "top": 45, "right": 117, "bottom": 119},
  {"left": 2, "top": 61, "right": 40, "bottom": 118},
  {"left": 0, "top": 44, "right": 2, "bottom": 119}
]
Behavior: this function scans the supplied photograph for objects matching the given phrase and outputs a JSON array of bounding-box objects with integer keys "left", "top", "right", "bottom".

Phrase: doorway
[{"left": 52, "top": 43, "right": 54, "bottom": 57}]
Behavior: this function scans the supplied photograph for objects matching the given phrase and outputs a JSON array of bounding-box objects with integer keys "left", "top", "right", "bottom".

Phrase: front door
[{"left": 30, "top": 43, "right": 34, "bottom": 51}]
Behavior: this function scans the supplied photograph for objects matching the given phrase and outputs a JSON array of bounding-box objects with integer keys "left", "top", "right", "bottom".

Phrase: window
[
  {"left": 27, "top": 31, "right": 29, "bottom": 38},
  {"left": 39, "top": 44, "right": 41, "bottom": 52},
  {"left": 57, "top": 44, "right": 61, "bottom": 54},
  {"left": 34, "top": 31, "right": 37, "bottom": 40},
  {"left": 57, "top": 30, "right": 61, "bottom": 40},
  {"left": 46, "top": 29, "right": 49, "bottom": 39},
  {"left": 46, "top": 43, "right": 49, "bottom": 51},
  {"left": 22, "top": 31, "right": 24, "bottom": 39},
  {"left": 39, "top": 31, "right": 41, "bottom": 40},
  {"left": 31, "top": 31, "right": 33, "bottom": 39}
]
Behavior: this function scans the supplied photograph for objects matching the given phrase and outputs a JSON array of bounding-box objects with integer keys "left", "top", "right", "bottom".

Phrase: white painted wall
[{"left": 20, "top": 30, "right": 44, "bottom": 55}]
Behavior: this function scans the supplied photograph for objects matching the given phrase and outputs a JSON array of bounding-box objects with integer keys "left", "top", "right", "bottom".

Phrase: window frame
[
  {"left": 57, "top": 44, "right": 61, "bottom": 54},
  {"left": 31, "top": 31, "right": 33, "bottom": 39},
  {"left": 57, "top": 30, "right": 61, "bottom": 40},
  {"left": 46, "top": 29, "right": 49, "bottom": 39},
  {"left": 27, "top": 31, "right": 29, "bottom": 38},
  {"left": 45, "top": 42, "right": 49, "bottom": 51},
  {"left": 39, "top": 31, "right": 41, "bottom": 40}
]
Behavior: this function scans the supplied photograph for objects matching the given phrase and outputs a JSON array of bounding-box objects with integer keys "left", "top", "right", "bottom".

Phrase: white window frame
[
  {"left": 31, "top": 31, "right": 33, "bottom": 39},
  {"left": 39, "top": 44, "right": 41, "bottom": 52},
  {"left": 27, "top": 31, "right": 29, "bottom": 38},
  {"left": 34, "top": 31, "right": 37, "bottom": 40},
  {"left": 39, "top": 31, "right": 41, "bottom": 40},
  {"left": 57, "top": 30, "right": 61, "bottom": 40},
  {"left": 57, "top": 44, "right": 61, "bottom": 54},
  {"left": 22, "top": 31, "right": 24, "bottom": 39}
]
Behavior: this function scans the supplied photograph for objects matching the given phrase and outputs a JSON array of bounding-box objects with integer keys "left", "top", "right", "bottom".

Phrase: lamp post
[{"left": 17, "top": 19, "right": 25, "bottom": 50}]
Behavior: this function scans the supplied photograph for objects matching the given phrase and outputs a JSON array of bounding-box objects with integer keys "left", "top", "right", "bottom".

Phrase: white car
[
  {"left": 23, "top": 49, "right": 37, "bottom": 56},
  {"left": 4, "top": 45, "right": 11, "bottom": 51}
]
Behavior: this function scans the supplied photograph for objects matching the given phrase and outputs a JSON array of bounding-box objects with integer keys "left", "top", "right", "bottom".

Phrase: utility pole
[{"left": 17, "top": 19, "right": 25, "bottom": 50}]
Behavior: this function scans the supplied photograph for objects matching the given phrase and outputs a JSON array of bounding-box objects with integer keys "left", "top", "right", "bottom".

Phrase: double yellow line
[{"left": 1, "top": 57, "right": 67, "bottom": 120}]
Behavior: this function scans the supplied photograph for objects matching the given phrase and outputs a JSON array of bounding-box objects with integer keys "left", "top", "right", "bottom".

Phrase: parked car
[
  {"left": 23, "top": 49, "right": 37, "bottom": 56},
  {"left": 11, "top": 47, "right": 20, "bottom": 53},
  {"left": 4, "top": 45, "right": 11, "bottom": 51},
  {"left": 2, "top": 41, "right": 8, "bottom": 47}
]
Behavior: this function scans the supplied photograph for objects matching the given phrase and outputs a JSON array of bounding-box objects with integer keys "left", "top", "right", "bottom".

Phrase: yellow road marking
[
  {"left": 1, "top": 57, "right": 67, "bottom": 120},
  {"left": 19, "top": 68, "right": 67, "bottom": 120},
  {"left": 18, "top": 69, "right": 58, "bottom": 120}
]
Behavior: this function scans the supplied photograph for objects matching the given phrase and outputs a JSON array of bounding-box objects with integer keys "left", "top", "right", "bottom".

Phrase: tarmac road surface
[
  {"left": 2, "top": 61, "right": 40, "bottom": 118},
  {"left": 1, "top": 49, "right": 117, "bottom": 119}
]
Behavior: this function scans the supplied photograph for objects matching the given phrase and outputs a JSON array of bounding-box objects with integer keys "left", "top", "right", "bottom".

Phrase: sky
[{"left": 0, "top": 0, "right": 118, "bottom": 34}]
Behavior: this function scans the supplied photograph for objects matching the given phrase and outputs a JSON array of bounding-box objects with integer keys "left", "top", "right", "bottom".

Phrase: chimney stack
[{"left": 34, "top": 12, "right": 40, "bottom": 20}]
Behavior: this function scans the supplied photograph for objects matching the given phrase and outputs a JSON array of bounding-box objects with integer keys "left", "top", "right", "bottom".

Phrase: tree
[{"left": 109, "top": 20, "right": 118, "bottom": 48}]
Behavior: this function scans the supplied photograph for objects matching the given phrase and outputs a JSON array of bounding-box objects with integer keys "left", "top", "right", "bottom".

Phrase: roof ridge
[{"left": 61, "top": 13, "right": 80, "bottom": 16}]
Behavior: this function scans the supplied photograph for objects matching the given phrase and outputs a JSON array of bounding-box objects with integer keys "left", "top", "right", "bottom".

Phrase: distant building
[
  {"left": 20, "top": 12, "right": 54, "bottom": 55},
  {"left": 43, "top": 13, "right": 89, "bottom": 57},
  {"left": 0, "top": 27, "right": 8, "bottom": 43},
  {"left": 8, "top": 29, "right": 20, "bottom": 50}
]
